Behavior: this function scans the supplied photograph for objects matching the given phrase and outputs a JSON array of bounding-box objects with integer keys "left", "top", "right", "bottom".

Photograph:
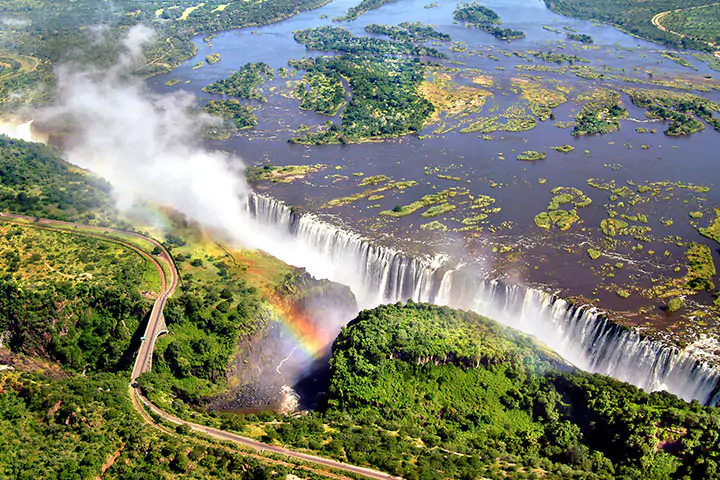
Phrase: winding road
[
  {"left": 651, "top": 3, "right": 720, "bottom": 53},
  {"left": 0, "top": 213, "right": 401, "bottom": 480}
]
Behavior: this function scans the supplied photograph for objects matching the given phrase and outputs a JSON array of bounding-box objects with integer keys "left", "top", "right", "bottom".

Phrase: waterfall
[{"left": 244, "top": 193, "right": 720, "bottom": 406}]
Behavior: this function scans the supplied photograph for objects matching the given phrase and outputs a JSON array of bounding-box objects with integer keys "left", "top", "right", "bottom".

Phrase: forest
[
  {"left": 0, "top": 136, "right": 120, "bottom": 226},
  {"left": 254, "top": 302, "right": 720, "bottom": 479},
  {"left": 544, "top": 0, "right": 718, "bottom": 51},
  {"left": 0, "top": 0, "right": 330, "bottom": 104},
  {"left": 202, "top": 62, "right": 274, "bottom": 100},
  {"left": 294, "top": 26, "right": 444, "bottom": 58},
  {"left": 288, "top": 55, "right": 434, "bottom": 144}
]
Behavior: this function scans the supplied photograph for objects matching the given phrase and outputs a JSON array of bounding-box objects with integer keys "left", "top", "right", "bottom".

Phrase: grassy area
[
  {"left": 0, "top": 222, "right": 160, "bottom": 295},
  {"left": 380, "top": 188, "right": 467, "bottom": 218}
]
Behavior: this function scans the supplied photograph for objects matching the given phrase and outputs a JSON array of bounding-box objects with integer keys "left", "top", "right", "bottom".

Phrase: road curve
[
  {"left": 0, "top": 213, "right": 401, "bottom": 480},
  {"left": 651, "top": 3, "right": 720, "bottom": 52}
]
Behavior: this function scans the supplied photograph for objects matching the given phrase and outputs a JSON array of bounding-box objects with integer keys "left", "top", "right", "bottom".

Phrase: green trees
[
  {"left": 0, "top": 136, "right": 116, "bottom": 225},
  {"left": 453, "top": 2, "right": 526, "bottom": 40},
  {"left": 288, "top": 55, "right": 434, "bottom": 144},
  {"left": 260, "top": 302, "right": 720, "bottom": 479},
  {"left": 202, "top": 62, "right": 274, "bottom": 100},
  {"left": 543, "top": 0, "right": 717, "bottom": 51}
]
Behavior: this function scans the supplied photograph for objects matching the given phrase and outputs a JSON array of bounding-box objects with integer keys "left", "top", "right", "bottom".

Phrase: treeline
[
  {"left": 0, "top": 136, "right": 123, "bottom": 225},
  {"left": 543, "top": 0, "right": 717, "bottom": 51},
  {"left": 257, "top": 302, "right": 720, "bottom": 479}
]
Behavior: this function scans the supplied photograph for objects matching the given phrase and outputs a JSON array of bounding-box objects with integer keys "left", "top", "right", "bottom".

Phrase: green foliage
[
  {"left": 0, "top": 369, "right": 318, "bottom": 478},
  {"left": 271, "top": 302, "right": 720, "bottom": 479},
  {"left": 667, "top": 297, "right": 684, "bottom": 311},
  {"left": 453, "top": 2, "right": 501, "bottom": 24},
  {"left": 625, "top": 88, "right": 720, "bottom": 136},
  {"left": 684, "top": 243, "right": 716, "bottom": 291},
  {"left": 573, "top": 90, "right": 628, "bottom": 136},
  {"left": 288, "top": 55, "right": 434, "bottom": 144},
  {"left": 334, "top": 0, "right": 398, "bottom": 22},
  {"left": 202, "top": 62, "right": 274, "bottom": 100},
  {"left": 453, "top": 2, "right": 525, "bottom": 40},
  {"left": 567, "top": 33, "right": 594, "bottom": 43},
  {"left": 294, "top": 26, "right": 444, "bottom": 57},
  {"left": 203, "top": 99, "right": 258, "bottom": 140},
  {"left": 146, "top": 275, "right": 262, "bottom": 402},
  {"left": 544, "top": 0, "right": 718, "bottom": 51},
  {"left": 295, "top": 71, "right": 346, "bottom": 116},
  {"left": 517, "top": 150, "right": 547, "bottom": 161},
  {"left": 699, "top": 207, "right": 720, "bottom": 243},
  {"left": 365, "top": 22, "right": 451, "bottom": 42},
  {"left": 0, "top": 136, "right": 119, "bottom": 225}
]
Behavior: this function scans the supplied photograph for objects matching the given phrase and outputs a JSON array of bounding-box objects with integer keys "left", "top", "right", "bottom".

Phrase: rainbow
[{"left": 265, "top": 301, "right": 333, "bottom": 360}]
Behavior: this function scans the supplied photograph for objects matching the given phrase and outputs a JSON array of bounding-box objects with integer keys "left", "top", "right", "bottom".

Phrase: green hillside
[{"left": 261, "top": 302, "right": 720, "bottom": 479}]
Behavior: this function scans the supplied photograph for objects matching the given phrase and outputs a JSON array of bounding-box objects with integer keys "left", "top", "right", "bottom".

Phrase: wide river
[{"left": 148, "top": 0, "right": 720, "bottom": 338}]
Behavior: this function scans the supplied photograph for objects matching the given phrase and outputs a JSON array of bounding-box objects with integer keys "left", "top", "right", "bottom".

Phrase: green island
[
  {"left": 287, "top": 55, "right": 434, "bottom": 144},
  {"left": 333, "top": 0, "right": 398, "bottom": 22},
  {"left": 453, "top": 2, "right": 526, "bottom": 41},
  {"left": 203, "top": 99, "right": 258, "bottom": 140},
  {"left": 293, "top": 26, "right": 444, "bottom": 57},
  {"left": 567, "top": 33, "right": 594, "bottom": 44},
  {"left": 365, "top": 22, "right": 452, "bottom": 42},
  {"left": 573, "top": 90, "right": 628, "bottom": 136},
  {"left": 202, "top": 62, "right": 274, "bottom": 101}
]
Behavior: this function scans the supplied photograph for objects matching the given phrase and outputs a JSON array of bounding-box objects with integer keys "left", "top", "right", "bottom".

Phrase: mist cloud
[{"left": 42, "top": 25, "right": 258, "bottom": 246}]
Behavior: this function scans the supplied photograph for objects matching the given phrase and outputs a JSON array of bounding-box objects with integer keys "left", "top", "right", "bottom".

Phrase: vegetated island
[{"left": 454, "top": 2, "right": 526, "bottom": 41}]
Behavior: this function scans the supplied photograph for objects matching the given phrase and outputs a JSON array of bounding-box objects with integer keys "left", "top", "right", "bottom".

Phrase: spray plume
[{"left": 41, "top": 25, "right": 263, "bottom": 247}]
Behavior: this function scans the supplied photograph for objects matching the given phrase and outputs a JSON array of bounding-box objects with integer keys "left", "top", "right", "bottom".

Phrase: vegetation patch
[
  {"left": 419, "top": 72, "right": 492, "bottom": 119},
  {"left": 573, "top": 89, "right": 628, "bottom": 136},
  {"left": 453, "top": 2, "right": 525, "bottom": 40},
  {"left": 365, "top": 22, "right": 451, "bottom": 42},
  {"left": 294, "top": 26, "right": 443, "bottom": 57},
  {"left": 295, "top": 71, "right": 346, "bottom": 116},
  {"left": 534, "top": 186, "right": 591, "bottom": 231},
  {"left": 202, "top": 99, "right": 257, "bottom": 139},
  {"left": 288, "top": 55, "right": 434, "bottom": 144},
  {"left": 551, "top": 144, "right": 575, "bottom": 152},
  {"left": 517, "top": 150, "right": 546, "bottom": 161},
  {"left": 624, "top": 88, "right": 720, "bottom": 136},
  {"left": 699, "top": 207, "right": 720, "bottom": 243},
  {"left": 381, "top": 188, "right": 467, "bottom": 218},
  {"left": 513, "top": 77, "right": 567, "bottom": 121},
  {"left": 247, "top": 164, "right": 325, "bottom": 183},
  {"left": 202, "top": 62, "right": 274, "bottom": 100}
]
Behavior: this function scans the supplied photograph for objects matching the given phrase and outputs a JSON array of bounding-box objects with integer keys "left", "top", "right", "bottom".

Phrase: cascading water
[{"left": 245, "top": 193, "right": 720, "bottom": 406}]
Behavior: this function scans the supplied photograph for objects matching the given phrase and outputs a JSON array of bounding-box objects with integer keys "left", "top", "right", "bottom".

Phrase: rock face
[{"left": 209, "top": 267, "right": 358, "bottom": 413}]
